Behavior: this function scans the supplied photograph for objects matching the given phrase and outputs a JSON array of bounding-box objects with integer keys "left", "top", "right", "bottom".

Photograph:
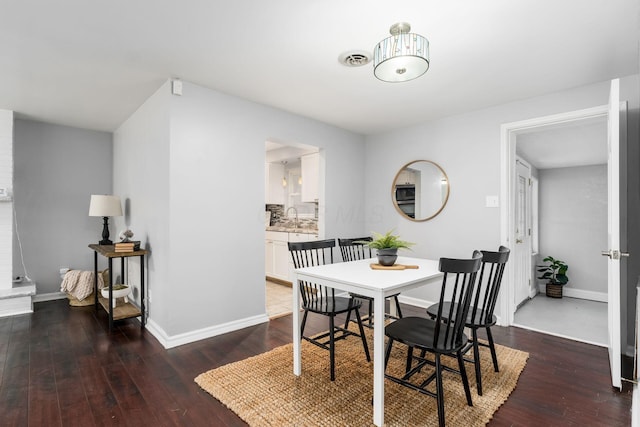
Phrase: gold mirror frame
[{"left": 391, "top": 160, "right": 450, "bottom": 222}]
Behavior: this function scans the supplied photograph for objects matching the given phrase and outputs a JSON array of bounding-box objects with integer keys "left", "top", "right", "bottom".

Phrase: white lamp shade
[
  {"left": 89, "top": 195, "right": 123, "bottom": 217},
  {"left": 374, "top": 32, "right": 430, "bottom": 82}
]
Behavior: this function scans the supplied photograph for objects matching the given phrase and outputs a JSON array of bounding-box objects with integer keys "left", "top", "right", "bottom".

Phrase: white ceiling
[
  {"left": 516, "top": 118, "right": 608, "bottom": 169},
  {"left": 1, "top": 1, "right": 638, "bottom": 135}
]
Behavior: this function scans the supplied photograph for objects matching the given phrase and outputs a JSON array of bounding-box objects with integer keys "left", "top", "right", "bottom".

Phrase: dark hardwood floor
[{"left": 0, "top": 300, "right": 632, "bottom": 426}]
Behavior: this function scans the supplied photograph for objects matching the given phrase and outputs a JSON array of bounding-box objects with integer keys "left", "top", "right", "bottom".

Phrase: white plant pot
[{"left": 101, "top": 285, "right": 131, "bottom": 304}]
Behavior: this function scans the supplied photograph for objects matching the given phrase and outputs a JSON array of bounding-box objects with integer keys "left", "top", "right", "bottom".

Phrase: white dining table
[{"left": 292, "top": 256, "right": 443, "bottom": 427}]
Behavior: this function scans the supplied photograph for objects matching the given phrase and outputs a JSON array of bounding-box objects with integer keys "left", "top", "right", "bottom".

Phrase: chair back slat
[
  {"left": 338, "top": 237, "right": 372, "bottom": 262},
  {"left": 469, "top": 246, "right": 510, "bottom": 325},
  {"left": 433, "top": 251, "right": 482, "bottom": 349},
  {"left": 288, "top": 239, "right": 336, "bottom": 307}
]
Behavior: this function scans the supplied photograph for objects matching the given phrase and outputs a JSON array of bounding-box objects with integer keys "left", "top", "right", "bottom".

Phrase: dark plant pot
[
  {"left": 377, "top": 248, "right": 398, "bottom": 266},
  {"left": 546, "top": 283, "right": 563, "bottom": 298}
]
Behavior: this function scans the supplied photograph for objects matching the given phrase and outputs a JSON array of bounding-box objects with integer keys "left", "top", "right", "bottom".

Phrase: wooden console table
[{"left": 89, "top": 244, "right": 147, "bottom": 332}]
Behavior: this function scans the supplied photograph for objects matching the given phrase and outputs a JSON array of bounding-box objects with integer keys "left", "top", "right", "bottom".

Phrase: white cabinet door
[
  {"left": 265, "top": 239, "right": 274, "bottom": 277},
  {"left": 266, "top": 232, "right": 319, "bottom": 283},
  {"left": 396, "top": 169, "right": 416, "bottom": 185},
  {"left": 266, "top": 232, "right": 289, "bottom": 281},
  {"left": 301, "top": 153, "right": 319, "bottom": 202},
  {"left": 273, "top": 240, "right": 289, "bottom": 281},
  {"left": 265, "top": 162, "right": 286, "bottom": 205}
]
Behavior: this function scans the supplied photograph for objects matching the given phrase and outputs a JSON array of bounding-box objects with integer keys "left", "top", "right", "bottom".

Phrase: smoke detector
[{"left": 338, "top": 51, "right": 371, "bottom": 67}]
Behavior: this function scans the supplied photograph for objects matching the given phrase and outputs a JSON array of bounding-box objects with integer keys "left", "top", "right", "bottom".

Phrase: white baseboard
[
  {"left": 33, "top": 291, "right": 67, "bottom": 303},
  {"left": 397, "top": 295, "right": 435, "bottom": 310},
  {"left": 146, "top": 313, "right": 270, "bottom": 349},
  {"left": 0, "top": 282, "right": 36, "bottom": 318},
  {"left": 0, "top": 295, "right": 33, "bottom": 318},
  {"left": 537, "top": 285, "right": 607, "bottom": 302}
]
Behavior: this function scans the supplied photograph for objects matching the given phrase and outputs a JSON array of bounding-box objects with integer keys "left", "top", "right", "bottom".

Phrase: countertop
[{"left": 266, "top": 226, "right": 318, "bottom": 234}]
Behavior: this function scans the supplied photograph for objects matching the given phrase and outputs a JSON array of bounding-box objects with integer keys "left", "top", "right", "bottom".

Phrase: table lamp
[{"left": 89, "top": 195, "right": 123, "bottom": 245}]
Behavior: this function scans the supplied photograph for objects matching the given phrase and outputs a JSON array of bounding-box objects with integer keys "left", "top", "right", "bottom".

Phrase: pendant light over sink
[
  {"left": 281, "top": 160, "right": 288, "bottom": 187},
  {"left": 373, "top": 22, "right": 429, "bottom": 83}
]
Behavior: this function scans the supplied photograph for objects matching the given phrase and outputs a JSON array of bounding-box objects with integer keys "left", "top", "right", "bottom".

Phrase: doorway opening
[
  {"left": 500, "top": 105, "right": 609, "bottom": 346},
  {"left": 264, "top": 140, "right": 322, "bottom": 319}
]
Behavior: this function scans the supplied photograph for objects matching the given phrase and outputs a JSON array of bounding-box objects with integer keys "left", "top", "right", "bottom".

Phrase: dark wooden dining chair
[
  {"left": 384, "top": 251, "right": 482, "bottom": 427},
  {"left": 426, "top": 246, "right": 510, "bottom": 395},
  {"left": 289, "top": 239, "right": 371, "bottom": 381},
  {"left": 338, "top": 237, "right": 403, "bottom": 327}
]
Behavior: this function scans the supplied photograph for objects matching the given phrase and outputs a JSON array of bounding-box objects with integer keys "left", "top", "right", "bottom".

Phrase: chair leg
[
  {"left": 486, "top": 326, "right": 499, "bottom": 372},
  {"left": 300, "top": 310, "right": 309, "bottom": 337},
  {"left": 354, "top": 307, "right": 371, "bottom": 361},
  {"left": 434, "top": 354, "right": 446, "bottom": 427},
  {"left": 393, "top": 295, "right": 403, "bottom": 319},
  {"left": 344, "top": 298, "right": 354, "bottom": 328},
  {"left": 343, "top": 309, "right": 352, "bottom": 330},
  {"left": 405, "top": 346, "right": 414, "bottom": 373},
  {"left": 329, "top": 315, "right": 336, "bottom": 381},
  {"left": 384, "top": 337, "right": 394, "bottom": 370},
  {"left": 456, "top": 350, "right": 473, "bottom": 406},
  {"left": 472, "top": 328, "right": 483, "bottom": 396}
]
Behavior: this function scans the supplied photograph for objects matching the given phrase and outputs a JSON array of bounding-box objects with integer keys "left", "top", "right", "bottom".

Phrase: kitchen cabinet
[
  {"left": 265, "top": 231, "right": 319, "bottom": 283},
  {"left": 273, "top": 240, "right": 289, "bottom": 280},
  {"left": 301, "top": 153, "right": 319, "bottom": 202},
  {"left": 265, "top": 231, "right": 289, "bottom": 282},
  {"left": 396, "top": 168, "right": 416, "bottom": 185},
  {"left": 265, "top": 162, "right": 286, "bottom": 204},
  {"left": 265, "top": 239, "right": 274, "bottom": 276}
]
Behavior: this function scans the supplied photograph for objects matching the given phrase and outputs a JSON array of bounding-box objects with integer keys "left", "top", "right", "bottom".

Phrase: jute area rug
[{"left": 195, "top": 326, "right": 528, "bottom": 426}]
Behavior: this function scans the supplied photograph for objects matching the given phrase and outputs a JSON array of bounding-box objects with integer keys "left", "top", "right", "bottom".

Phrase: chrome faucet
[{"left": 286, "top": 206, "right": 299, "bottom": 230}]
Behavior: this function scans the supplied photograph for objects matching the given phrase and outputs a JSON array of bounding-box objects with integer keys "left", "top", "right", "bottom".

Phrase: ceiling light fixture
[{"left": 373, "top": 22, "right": 429, "bottom": 83}]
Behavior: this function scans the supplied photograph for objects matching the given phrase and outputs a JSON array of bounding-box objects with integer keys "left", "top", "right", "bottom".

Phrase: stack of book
[{"left": 114, "top": 241, "right": 141, "bottom": 252}]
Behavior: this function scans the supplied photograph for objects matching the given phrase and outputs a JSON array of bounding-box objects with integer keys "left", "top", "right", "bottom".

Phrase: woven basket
[{"left": 545, "top": 283, "right": 563, "bottom": 298}]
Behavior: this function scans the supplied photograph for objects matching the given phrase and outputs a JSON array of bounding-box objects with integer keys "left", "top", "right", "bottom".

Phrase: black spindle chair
[
  {"left": 426, "top": 246, "right": 510, "bottom": 395},
  {"left": 384, "top": 251, "right": 482, "bottom": 427},
  {"left": 338, "top": 237, "right": 403, "bottom": 327},
  {"left": 289, "top": 239, "right": 371, "bottom": 381}
]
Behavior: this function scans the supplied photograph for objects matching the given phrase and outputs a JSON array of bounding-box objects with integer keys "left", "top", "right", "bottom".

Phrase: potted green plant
[
  {"left": 358, "top": 230, "right": 415, "bottom": 266},
  {"left": 537, "top": 256, "right": 569, "bottom": 298}
]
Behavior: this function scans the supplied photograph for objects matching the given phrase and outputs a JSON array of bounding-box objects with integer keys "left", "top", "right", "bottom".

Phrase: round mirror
[{"left": 391, "top": 160, "right": 450, "bottom": 221}]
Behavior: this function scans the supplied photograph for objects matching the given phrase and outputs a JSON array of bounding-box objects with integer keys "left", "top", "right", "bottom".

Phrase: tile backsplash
[
  {"left": 265, "top": 204, "right": 318, "bottom": 230},
  {"left": 265, "top": 204, "right": 284, "bottom": 225}
]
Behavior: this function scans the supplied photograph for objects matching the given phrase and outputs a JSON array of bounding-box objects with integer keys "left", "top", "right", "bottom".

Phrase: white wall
[
  {"left": 12, "top": 119, "right": 113, "bottom": 296},
  {"left": 364, "top": 77, "right": 637, "bottom": 321},
  {"left": 114, "top": 80, "right": 366, "bottom": 346},
  {"left": 538, "top": 165, "right": 607, "bottom": 298},
  {"left": 0, "top": 110, "right": 13, "bottom": 289},
  {"left": 113, "top": 81, "right": 171, "bottom": 331}
]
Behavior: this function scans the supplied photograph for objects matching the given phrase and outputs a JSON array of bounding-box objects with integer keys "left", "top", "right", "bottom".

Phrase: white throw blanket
[{"left": 60, "top": 270, "right": 104, "bottom": 301}]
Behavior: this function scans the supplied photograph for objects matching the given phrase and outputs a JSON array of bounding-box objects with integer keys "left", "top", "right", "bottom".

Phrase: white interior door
[
  {"left": 605, "top": 78, "right": 622, "bottom": 390},
  {"left": 514, "top": 159, "right": 532, "bottom": 307}
]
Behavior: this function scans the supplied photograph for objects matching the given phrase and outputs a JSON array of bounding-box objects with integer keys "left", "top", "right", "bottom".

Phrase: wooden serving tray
[{"left": 370, "top": 263, "right": 419, "bottom": 270}]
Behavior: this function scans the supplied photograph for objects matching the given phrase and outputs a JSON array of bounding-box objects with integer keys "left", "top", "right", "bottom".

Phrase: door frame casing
[{"left": 499, "top": 104, "right": 609, "bottom": 326}]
